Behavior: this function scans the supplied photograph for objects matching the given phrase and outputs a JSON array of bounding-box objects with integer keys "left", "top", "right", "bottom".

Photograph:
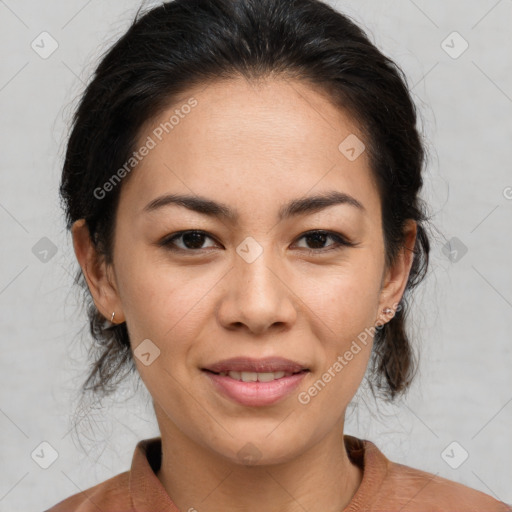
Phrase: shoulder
[
  {"left": 348, "top": 437, "right": 511, "bottom": 512},
  {"left": 45, "top": 436, "right": 167, "bottom": 512},
  {"left": 378, "top": 457, "right": 511, "bottom": 511},
  {"left": 45, "top": 471, "right": 132, "bottom": 512}
]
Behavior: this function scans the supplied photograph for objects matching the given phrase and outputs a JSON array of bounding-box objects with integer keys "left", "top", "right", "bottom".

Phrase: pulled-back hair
[{"left": 61, "top": 0, "right": 430, "bottom": 403}]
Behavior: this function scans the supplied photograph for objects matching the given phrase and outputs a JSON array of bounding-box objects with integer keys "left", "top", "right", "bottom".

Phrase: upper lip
[{"left": 203, "top": 357, "right": 309, "bottom": 374}]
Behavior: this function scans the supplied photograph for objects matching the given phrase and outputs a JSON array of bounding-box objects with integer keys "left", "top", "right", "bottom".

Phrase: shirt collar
[{"left": 129, "top": 434, "right": 389, "bottom": 511}]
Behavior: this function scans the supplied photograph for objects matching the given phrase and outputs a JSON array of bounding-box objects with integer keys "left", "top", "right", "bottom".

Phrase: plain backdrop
[{"left": 1, "top": 0, "right": 511, "bottom": 510}]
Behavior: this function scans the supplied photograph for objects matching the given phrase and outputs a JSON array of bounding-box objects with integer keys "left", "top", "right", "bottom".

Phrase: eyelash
[{"left": 158, "top": 229, "right": 357, "bottom": 255}]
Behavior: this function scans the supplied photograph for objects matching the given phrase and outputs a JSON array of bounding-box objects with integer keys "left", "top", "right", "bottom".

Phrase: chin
[{"left": 209, "top": 427, "right": 311, "bottom": 467}]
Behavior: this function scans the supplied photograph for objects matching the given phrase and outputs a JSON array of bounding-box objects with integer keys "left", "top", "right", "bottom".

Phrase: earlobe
[
  {"left": 377, "top": 220, "right": 417, "bottom": 321},
  {"left": 71, "top": 219, "right": 125, "bottom": 323}
]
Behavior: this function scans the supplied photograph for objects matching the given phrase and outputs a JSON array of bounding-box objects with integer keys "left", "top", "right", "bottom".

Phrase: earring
[
  {"left": 375, "top": 307, "right": 394, "bottom": 328},
  {"left": 110, "top": 311, "right": 115, "bottom": 323}
]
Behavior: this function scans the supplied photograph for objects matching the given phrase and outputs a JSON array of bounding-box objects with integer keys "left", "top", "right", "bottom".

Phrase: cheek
[
  {"left": 118, "top": 261, "right": 209, "bottom": 411},
  {"left": 115, "top": 254, "right": 228, "bottom": 398},
  {"left": 115, "top": 248, "right": 210, "bottom": 338},
  {"left": 298, "top": 260, "right": 382, "bottom": 340},
  {"left": 295, "top": 268, "right": 380, "bottom": 418}
]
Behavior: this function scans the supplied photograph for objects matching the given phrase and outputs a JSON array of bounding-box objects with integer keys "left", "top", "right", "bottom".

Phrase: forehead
[{"left": 121, "top": 76, "right": 380, "bottom": 221}]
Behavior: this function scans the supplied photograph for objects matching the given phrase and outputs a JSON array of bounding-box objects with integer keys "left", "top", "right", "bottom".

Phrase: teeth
[
  {"left": 224, "top": 370, "right": 291, "bottom": 382},
  {"left": 241, "top": 371, "right": 258, "bottom": 382},
  {"left": 257, "top": 372, "right": 279, "bottom": 382}
]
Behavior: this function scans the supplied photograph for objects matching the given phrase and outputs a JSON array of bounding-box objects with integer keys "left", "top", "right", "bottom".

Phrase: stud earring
[
  {"left": 375, "top": 307, "right": 395, "bottom": 328},
  {"left": 110, "top": 311, "right": 115, "bottom": 323}
]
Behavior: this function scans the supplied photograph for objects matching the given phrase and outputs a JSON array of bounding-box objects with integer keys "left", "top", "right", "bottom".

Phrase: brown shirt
[{"left": 46, "top": 435, "right": 512, "bottom": 511}]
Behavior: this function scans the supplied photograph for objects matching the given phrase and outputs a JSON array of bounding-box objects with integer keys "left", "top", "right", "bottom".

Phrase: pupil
[
  {"left": 183, "top": 232, "right": 205, "bottom": 249},
  {"left": 307, "top": 232, "right": 327, "bottom": 249}
]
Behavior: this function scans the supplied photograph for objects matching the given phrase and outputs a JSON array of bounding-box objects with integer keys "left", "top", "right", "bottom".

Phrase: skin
[{"left": 72, "top": 76, "right": 416, "bottom": 512}]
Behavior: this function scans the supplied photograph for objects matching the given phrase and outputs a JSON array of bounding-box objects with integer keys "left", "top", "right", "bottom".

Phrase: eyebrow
[{"left": 143, "top": 190, "right": 365, "bottom": 221}]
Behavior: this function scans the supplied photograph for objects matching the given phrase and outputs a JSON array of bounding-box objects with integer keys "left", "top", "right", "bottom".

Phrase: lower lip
[{"left": 203, "top": 371, "right": 308, "bottom": 407}]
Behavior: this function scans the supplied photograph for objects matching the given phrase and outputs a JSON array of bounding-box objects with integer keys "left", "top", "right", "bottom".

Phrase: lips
[
  {"left": 217, "top": 370, "right": 300, "bottom": 382},
  {"left": 201, "top": 357, "right": 309, "bottom": 406}
]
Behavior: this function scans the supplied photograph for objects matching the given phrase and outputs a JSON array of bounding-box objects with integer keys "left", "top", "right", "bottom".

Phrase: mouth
[
  {"left": 201, "top": 357, "right": 310, "bottom": 406},
  {"left": 202, "top": 356, "right": 310, "bottom": 377},
  {"left": 203, "top": 368, "right": 309, "bottom": 382}
]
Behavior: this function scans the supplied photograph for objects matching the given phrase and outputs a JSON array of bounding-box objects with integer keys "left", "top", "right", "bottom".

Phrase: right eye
[{"left": 158, "top": 230, "right": 221, "bottom": 252}]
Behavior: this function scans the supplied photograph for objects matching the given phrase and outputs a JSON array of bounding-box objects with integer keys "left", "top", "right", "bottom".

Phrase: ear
[
  {"left": 71, "top": 219, "right": 125, "bottom": 324},
  {"left": 376, "top": 219, "right": 417, "bottom": 324}
]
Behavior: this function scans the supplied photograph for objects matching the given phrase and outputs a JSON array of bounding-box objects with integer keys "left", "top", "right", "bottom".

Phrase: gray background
[{"left": 1, "top": 0, "right": 511, "bottom": 510}]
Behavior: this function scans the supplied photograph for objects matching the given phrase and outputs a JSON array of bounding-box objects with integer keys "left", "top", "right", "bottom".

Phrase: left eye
[{"left": 293, "top": 230, "right": 354, "bottom": 252}]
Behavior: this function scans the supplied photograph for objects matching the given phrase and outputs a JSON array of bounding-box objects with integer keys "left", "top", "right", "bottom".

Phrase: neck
[{"left": 155, "top": 409, "right": 363, "bottom": 512}]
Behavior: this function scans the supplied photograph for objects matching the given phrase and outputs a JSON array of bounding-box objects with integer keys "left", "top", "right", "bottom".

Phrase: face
[{"left": 74, "top": 76, "right": 415, "bottom": 465}]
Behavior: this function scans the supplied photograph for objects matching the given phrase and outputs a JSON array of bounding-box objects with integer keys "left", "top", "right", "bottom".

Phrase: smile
[
  {"left": 202, "top": 368, "right": 309, "bottom": 407},
  {"left": 216, "top": 370, "right": 300, "bottom": 382}
]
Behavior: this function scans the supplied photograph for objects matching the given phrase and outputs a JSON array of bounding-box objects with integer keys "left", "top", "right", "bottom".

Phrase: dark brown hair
[{"left": 61, "top": 0, "right": 430, "bottom": 404}]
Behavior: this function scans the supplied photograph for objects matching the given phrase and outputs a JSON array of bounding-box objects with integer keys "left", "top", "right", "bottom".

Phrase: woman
[{"left": 47, "top": 0, "right": 511, "bottom": 510}]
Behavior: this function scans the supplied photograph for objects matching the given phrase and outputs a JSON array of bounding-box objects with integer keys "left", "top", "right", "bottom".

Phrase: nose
[{"left": 216, "top": 251, "right": 297, "bottom": 336}]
